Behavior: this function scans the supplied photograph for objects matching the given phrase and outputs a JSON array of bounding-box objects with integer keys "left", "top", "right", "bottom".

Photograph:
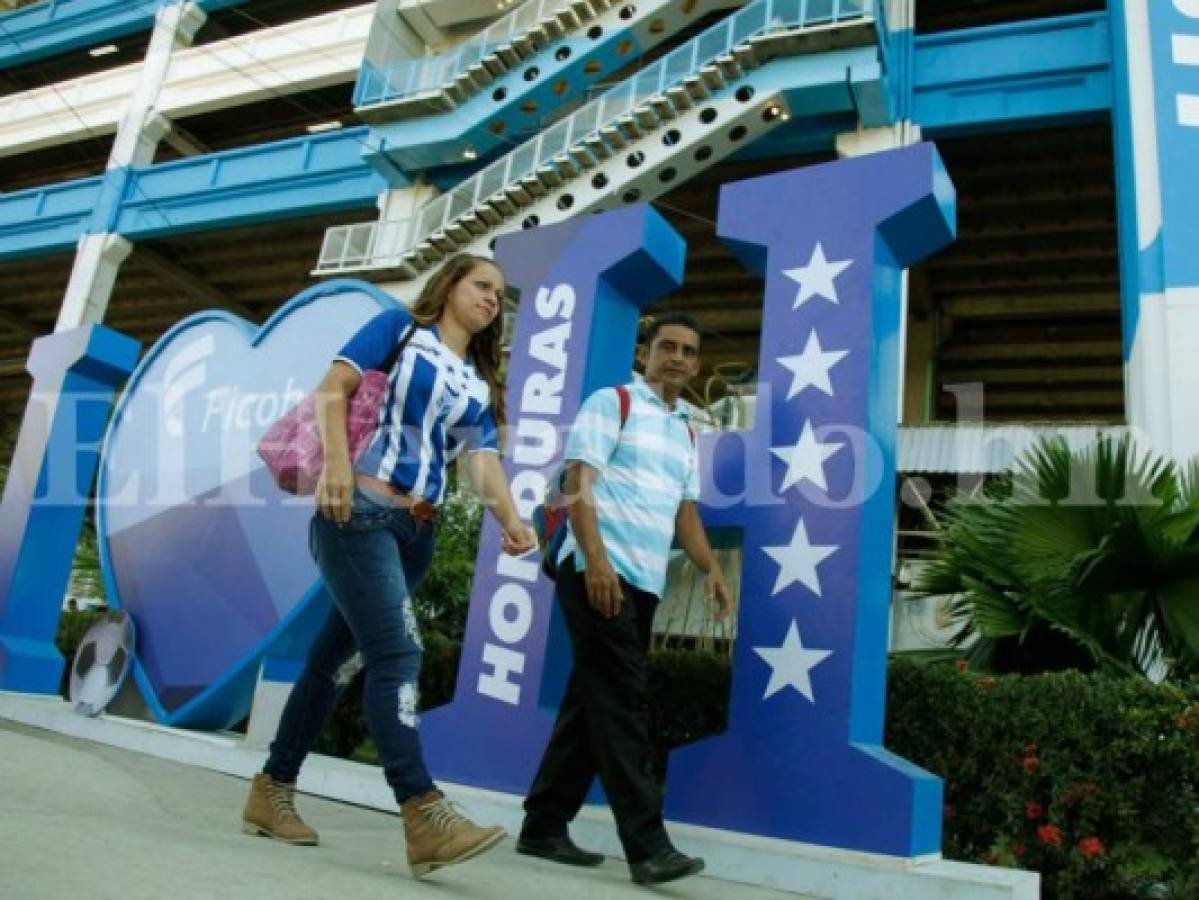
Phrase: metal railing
[
  {"left": 316, "top": 219, "right": 415, "bottom": 272},
  {"left": 357, "top": 0, "right": 592, "bottom": 107},
  {"left": 414, "top": 0, "right": 866, "bottom": 243},
  {"left": 324, "top": 0, "right": 875, "bottom": 271}
]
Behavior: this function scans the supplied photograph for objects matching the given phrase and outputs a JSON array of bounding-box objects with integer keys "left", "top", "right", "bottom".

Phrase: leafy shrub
[
  {"left": 648, "top": 647, "right": 730, "bottom": 777},
  {"left": 915, "top": 436, "right": 1199, "bottom": 679},
  {"left": 886, "top": 657, "right": 1199, "bottom": 899},
  {"left": 411, "top": 490, "right": 483, "bottom": 640}
]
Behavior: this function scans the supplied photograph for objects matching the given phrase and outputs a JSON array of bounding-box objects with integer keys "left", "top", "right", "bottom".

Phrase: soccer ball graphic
[{"left": 69, "top": 610, "right": 136, "bottom": 717}]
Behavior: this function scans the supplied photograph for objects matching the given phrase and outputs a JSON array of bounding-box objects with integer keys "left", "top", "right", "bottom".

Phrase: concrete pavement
[{"left": 0, "top": 721, "right": 792, "bottom": 900}]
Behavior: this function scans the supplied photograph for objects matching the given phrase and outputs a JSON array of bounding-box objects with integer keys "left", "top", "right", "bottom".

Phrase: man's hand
[
  {"left": 706, "top": 567, "right": 733, "bottom": 620},
  {"left": 500, "top": 521, "right": 537, "bottom": 556},
  {"left": 584, "top": 558, "right": 624, "bottom": 619},
  {"left": 316, "top": 458, "right": 354, "bottom": 524}
]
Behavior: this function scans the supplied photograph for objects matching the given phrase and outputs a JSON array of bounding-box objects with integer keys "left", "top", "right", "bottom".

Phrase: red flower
[
  {"left": 1036, "top": 824, "right": 1063, "bottom": 847},
  {"left": 1077, "top": 836, "right": 1105, "bottom": 858},
  {"left": 1022, "top": 756, "right": 1040, "bottom": 775},
  {"left": 1012, "top": 843, "right": 1026, "bottom": 859},
  {"left": 1024, "top": 802, "right": 1043, "bottom": 820},
  {"left": 955, "top": 659, "right": 970, "bottom": 672},
  {"left": 943, "top": 803, "right": 955, "bottom": 819}
]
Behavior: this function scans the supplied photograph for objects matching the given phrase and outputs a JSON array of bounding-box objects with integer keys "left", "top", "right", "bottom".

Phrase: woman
[{"left": 242, "top": 254, "right": 537, "bottom": 878}]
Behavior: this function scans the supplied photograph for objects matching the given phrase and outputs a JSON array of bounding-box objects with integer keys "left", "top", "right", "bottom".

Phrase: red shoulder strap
[
  {"left": 613, "top": 384, "right": 694, "bottom": 444},
  {"left": 614, "top": 384, "right": 631, "bottom": 429}
]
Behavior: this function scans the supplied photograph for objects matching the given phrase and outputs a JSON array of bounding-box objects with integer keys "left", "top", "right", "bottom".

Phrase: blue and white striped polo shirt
[
  {"left": 557, "top": 380, "right": 699, "bottom": 598},
  {"left": 335, "top": 308, "right": 499, "bottom": 504}
]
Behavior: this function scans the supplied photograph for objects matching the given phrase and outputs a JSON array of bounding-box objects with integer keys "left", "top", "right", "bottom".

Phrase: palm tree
[{"left": 915, "top": 435, "right": 1199, "bottom": 680}]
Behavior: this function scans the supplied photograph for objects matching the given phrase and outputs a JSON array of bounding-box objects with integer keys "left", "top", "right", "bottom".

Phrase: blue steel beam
[
  {"left": 118, "top": 127, "right": 390, "bottom": 240},
  {"left": 682, "top": 12, "right": 1113, "bottom": 162},
  {"left": 0, "top": 176, "right": 103, "bottom": 261},
  {"left": 0, "top": 130, "right": 386, "bottom": 261},
  {"left": 0, "top": 0, "right": 247, "bottom": 70},
  {"left": 912, "top": 11, "right": 1112, "bottom": 136}
]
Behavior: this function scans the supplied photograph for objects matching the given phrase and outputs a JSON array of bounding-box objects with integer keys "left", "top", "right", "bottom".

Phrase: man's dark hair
[{"left": 642, "top": 311, "right": 703, "bottom": 349}]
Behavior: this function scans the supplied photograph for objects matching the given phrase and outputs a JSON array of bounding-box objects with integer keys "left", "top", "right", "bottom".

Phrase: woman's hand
[
  {"left": 500, "top": 521, "right": 537, "bottom": 556},
  {"left": 316, "top": 457, "right": 354, "bottom": 524},
  {"left": 312, "top": 362, "right": 358, "bottom": 524},
  {"left": 470, "top": 453, "right": 538, "bottom": 557}
]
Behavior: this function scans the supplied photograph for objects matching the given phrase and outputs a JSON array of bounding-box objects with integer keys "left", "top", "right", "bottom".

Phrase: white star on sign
[
  {"left": 771, "top": 420, "right": 845, "bottom": 493},
  {"left": 783, "top": 243, "right": 853, "bottom": 308},
  {"left": 777, "top": 330, "right": 849, "bottom": 400},
  {"left": 761, "top": 516, "right": 838, "bottom": 597},
  {"left": 754, "top": 620, "right": 833, "bottom": 702}
]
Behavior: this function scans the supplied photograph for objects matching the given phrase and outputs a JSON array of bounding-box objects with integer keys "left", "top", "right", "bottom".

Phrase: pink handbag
[{"left": 257, "top": 323, "right": 416, "bottom": 495}]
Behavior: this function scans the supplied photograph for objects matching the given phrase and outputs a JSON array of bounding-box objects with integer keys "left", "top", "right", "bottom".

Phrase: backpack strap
[
  {"left": 614, "top": 384, "right": 631, "bottom": 429},
  {"left": 380, "top": 321, "right": 418, "bottom": 373},
  {"left": 613, "top": 384, "right": 694, "bottom": 445}
]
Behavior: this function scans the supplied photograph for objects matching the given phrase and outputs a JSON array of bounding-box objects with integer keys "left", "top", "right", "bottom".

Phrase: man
[{"left": 518, "top": 312, "right": 733, "bottom": 885}]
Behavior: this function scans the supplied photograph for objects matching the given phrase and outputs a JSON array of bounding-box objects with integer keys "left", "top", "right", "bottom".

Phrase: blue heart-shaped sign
[{"left": 97, "top": 279, "right": 398, "bottom": 728}]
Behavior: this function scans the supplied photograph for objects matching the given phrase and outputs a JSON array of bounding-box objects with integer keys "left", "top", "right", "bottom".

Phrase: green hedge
[
  {"left": 886, "top": 658, "right": 1199, "bottom": 900},
  {"left": 53, "top": 611, "right": 1199, "bottom": 898}
]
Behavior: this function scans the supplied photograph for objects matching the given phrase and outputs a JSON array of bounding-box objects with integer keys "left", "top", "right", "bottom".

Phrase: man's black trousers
[{"left": 522, "top": 557, "right": 670, "bottom": 864}]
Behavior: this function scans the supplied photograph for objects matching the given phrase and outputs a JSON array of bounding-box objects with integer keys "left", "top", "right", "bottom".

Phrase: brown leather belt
[
  {"left": 355, "top": 475, "right": 438, "bottom": 522},
  {"left": 408, "top": 499, "right": 438, "bottom": 522}
]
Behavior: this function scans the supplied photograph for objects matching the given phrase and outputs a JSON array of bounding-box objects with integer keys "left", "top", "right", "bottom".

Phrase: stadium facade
[{"left": 0, "top": 0, "right": 1195, "bottom": 465}]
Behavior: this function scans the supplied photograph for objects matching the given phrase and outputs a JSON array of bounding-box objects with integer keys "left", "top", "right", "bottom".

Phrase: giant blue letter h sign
[{"left": 0, "top": 326, "right": 141, "bottom": 693}]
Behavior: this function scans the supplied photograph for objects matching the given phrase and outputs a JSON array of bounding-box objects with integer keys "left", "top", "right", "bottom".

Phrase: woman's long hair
[{"left": 410, "top": 253, "right": 507, "bottom": 427}]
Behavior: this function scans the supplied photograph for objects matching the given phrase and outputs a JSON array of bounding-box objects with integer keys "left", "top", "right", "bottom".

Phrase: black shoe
[
  {"left": 629, "top": 848, "right": 705, "bottom": 884},
  {"left": 516, "top": 833, "right": 605, "bottom": 867}
]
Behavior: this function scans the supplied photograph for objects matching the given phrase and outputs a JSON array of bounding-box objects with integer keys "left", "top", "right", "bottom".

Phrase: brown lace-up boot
[
  {"left": 401, "top": 789, "right": 505, "bottom": 877},
  {"left": 241, "top": 772, "right": 319, "bottom": 845}
]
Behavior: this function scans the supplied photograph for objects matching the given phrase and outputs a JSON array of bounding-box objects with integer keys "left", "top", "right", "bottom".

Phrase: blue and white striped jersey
[
  {"left": 335, "top": 308, "right": 499, "bottom": 504},
  {"left": 557, "top": 380, "right": 699, "bottom": 598}
]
